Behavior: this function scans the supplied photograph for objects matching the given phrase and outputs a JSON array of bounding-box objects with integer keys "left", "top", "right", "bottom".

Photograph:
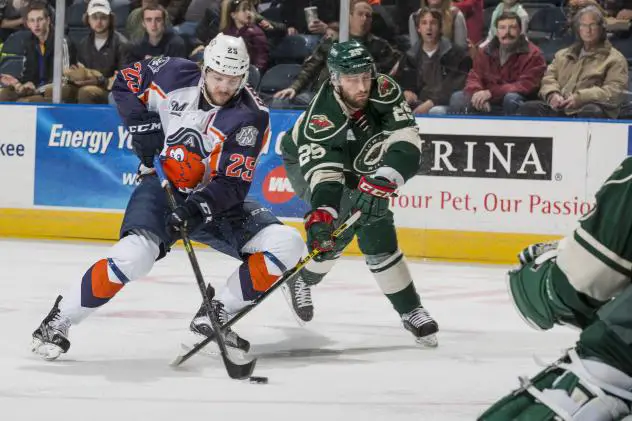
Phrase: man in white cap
[{"left": 66, "top": 0, "right": 130, "bottom": 103}]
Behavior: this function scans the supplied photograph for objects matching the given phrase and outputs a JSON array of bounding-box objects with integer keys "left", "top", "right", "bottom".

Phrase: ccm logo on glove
[
  {"left": 357, "top": 176, "right": 397, "bottom": 198},
  {"left": 128, "top": 122, "right": 162, "bottom": 133}
]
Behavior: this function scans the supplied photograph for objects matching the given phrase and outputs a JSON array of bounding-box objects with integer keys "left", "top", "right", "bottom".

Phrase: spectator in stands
[
  {"left": 219, "top": 0, "right": 269, "bottom": 72},
  {"left": 273, "top": 0, "right": 401, "bottom": 106},
  {"left": 280, "top": 0, "right": 340, "bottom": 35},
  {"left": 396, "top": 8, "right": 471, "bottom": 114},
  {"left": 453, "top": 0, "right": 483, "bottom": 44},
  {"left": 479, "top": 0, "right": 528, "bottom": 49},
  {"left": 126, "top": 0, "right": 172, "bottom": 43},
  {"left": 449, "top": 11, "right": 545, "bottom": 115},
  {"left": 0, "top": 1, "right": 76, "bottom": 102},
  {"left": 128, "top": 4, "right": 186, "bottom": 62},
  {"left": 409, "top": 0, "right": 468, "bottom": 50},
  {"left": 130, "top": 0, "right": 190, "bottom": 25},
  {"left": 0, "top": 0, "right": 25, "bottom": 42},
  {"left": 66, "top": 0, "right": 129, "bottom": 104},
  {"left": 518, "top": 6, "right": 628, "bottom": 119}
]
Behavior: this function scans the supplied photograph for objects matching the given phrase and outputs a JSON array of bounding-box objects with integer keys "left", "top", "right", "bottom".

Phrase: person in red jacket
[
  {"left": 220, "top": 0, "right": 269, "bottom": 72},
  {"left": 448, "top": 11, "right": 545, "bottom": 115},
  {"left": 453, "top": 0, "right": 483, "bottom": 44}
]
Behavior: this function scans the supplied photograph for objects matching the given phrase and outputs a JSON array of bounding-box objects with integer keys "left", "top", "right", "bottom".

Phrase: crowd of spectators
[{"left": 0, "top": 0, "right": 629, "bottom": 119}]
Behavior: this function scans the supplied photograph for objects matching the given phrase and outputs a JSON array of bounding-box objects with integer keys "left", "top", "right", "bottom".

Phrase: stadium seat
[
  {"left": 0, "top": 55, "right": 25, "bottom": 79},
  {"left": 0, "top": 30, "right": 30, "bottom": 55},
  {"left": 610, "top": 36, "right": 632, "bottom": 66},
  {"left": 248, "top": 65, "right": 261, "bottom": 91},
  {"left": 270, "top": 34, "right": 321, "bottom": 65},
  {"left": 67, "top": 0, "right": 87, "bottom": 28},
  {"left": 538, "top": 35, "right": 574, "bottom": 63},
  {"left": 258, "top": 63, "right": 302, "bottom": 95},
  {"left": 527, "top": 6, "right": 567, "bottom": 44},
  {"left": 260, "top": 4, "right": 281, "bottom": 23},
  {"left": 482, "top": 6, "right": 495, "bottom": 37},
  {"left": 111, "top": 0, "right": 131, "bottom": 32},
  {"left": 173, "top": 21, "right": 201, "bottom": 54}
]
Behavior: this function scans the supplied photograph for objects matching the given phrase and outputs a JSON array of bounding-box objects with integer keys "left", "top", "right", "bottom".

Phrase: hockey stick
[
  {"left": 153, "top": 156, "right": 256, "bottom": 380},
  {"left": 170, "top": 209, "right": 362, "bottom": 367}
]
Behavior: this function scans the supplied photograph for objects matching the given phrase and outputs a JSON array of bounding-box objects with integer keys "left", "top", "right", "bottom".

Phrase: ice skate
[
  {"left": 190, "top": 300, "right": 250, "bottom": 353},
  {"left": 31, "top": 295, "right": 71, "bottom": 361},
  {"left": 401, "top": 306, "right": 439, "bottom": 347},
  {"left": 282, "top": 273, "right": 314, "bottom": 325}
]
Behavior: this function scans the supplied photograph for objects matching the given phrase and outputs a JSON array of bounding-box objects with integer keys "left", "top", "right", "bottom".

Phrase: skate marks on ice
[{"left": 0, "top": 240, "right": 581, "bottom": 420}]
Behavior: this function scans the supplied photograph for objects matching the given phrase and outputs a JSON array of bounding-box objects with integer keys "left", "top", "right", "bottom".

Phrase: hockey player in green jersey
[
  {"left": 279, "top": 40, "right": 439, "bottom": 346},
  {"left": 478, "top": 156, "right": 632, "bottom": 420}
]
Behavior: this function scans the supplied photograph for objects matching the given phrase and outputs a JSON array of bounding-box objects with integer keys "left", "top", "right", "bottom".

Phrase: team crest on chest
[
  {"left": 377, "top": 75, "right": 394, "bottom": 98},
  {"left": 236, "top": 125, "right": 259, "bottom": 147},
  {"left": 353, "top": 132, "right": 387, "bottom": 174},
  {"left": 308, "top": 114, "right": 335, "bottom": 133}
]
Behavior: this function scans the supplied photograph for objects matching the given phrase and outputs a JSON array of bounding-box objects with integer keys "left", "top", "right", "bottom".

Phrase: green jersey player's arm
[
  {"left": 372, "top": 74, "right": 421, "bottom": 186},
  {"left": 290, "top": 111, "right": 347, "bottom": 212}
]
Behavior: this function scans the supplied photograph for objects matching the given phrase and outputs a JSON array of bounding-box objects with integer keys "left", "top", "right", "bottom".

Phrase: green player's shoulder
[
  {"left": 300, "top": 83, "right": 349, "bottom": 143},
  {"left": 370, "top": 73, "right": 402, "bottom": 106}
]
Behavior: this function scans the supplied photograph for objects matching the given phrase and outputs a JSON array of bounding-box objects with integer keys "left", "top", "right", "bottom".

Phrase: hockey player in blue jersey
[{"left": 31, "top": 34, "right": 306, "bottom": 361}]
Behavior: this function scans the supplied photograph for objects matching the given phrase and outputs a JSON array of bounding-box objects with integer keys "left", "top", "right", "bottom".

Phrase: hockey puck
[{"left": 249, "top": 376, "right": 268, "bottom": 384}]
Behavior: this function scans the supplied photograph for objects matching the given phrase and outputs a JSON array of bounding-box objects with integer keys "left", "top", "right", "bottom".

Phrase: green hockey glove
[
  {"left": 352, "top": 175, "right": 397, "bottom": 225},
  {"left": 304, "top": 207, "right": 337, "bottom": 261}
]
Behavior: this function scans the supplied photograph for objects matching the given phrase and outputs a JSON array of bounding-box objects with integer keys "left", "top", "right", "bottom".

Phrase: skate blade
[
  {"left": 280, "top": 284, "right": 307, "bottom": 327},
  {"left": 415, "top": 334, "right": 438, "bottom": 348},
  {"left": 31, "top": 338, "right": 64, "bottom": 361}
]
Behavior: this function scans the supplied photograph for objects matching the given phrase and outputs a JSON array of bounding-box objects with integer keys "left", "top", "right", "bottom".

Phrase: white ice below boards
[{"left": 0, "top": 239, "right": 579, "bottom": 421}]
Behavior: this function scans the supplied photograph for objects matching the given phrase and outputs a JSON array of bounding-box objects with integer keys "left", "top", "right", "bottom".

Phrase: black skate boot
[
  {"left": 282, "top": 273, "right": 314, "bottom": 324},
  {"left": 401, "top": 306, "right": 439, "bottom": 347},
  {"left": 190, "top": 300, "right": 250, "bottom": 353},
  {"left": 31, "top": 295, "right": 71, "bottom": 361}
]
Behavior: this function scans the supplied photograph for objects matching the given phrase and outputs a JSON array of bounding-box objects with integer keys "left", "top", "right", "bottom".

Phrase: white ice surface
[{"left": 0, "top": 239, "right": 579, "bottom": 421}]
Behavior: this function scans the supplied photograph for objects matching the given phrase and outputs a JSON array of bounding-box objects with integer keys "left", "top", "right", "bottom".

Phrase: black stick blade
[{"left": 224, "top": 354, "right": 257, "bottom": 379}]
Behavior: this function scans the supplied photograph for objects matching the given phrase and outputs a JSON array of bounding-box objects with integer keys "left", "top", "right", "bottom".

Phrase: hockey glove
[
  {"left": 304, "top": 207, "right": 337, "bottom": 261},
  {"left": 166, "top": 195, "right": 213, "bottom": 232},
  {"left": 518, "top": 240, "right": 559, "bottom": 268},
  {"left": 352, "top": 175, "right": 397, "bottom": 225},
  {"left": 128, "top": 111, "right": 164, "bottom": 168}
]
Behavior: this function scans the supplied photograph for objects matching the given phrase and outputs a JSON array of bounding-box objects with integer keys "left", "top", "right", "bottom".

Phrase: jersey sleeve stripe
[
  {"left": 309, "top": 169, "right": 345, "bottom": 191},
  {"left": 304, "top": 162, "right": 344, "bottom": 182}
]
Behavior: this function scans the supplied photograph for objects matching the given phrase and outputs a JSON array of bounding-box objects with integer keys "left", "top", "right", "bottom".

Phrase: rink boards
[{"left": 0, "top": 103, "right": 630, "bottom": 263}]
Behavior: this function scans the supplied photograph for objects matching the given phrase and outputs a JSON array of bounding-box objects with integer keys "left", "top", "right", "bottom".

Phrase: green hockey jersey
[{"left": 280, "top": 74, "right": 422, "bottom": 210}]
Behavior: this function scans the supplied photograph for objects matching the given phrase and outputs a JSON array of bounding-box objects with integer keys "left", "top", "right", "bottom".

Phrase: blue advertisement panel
[
  {"left": 248, "top": 109, "right": 310, "bottom": 218},
  {"left": 34, "top": 105, "right": 310, "bottom": 217},
  {"left": 35, "top": 105, "right": 138, "bottom": 209}
]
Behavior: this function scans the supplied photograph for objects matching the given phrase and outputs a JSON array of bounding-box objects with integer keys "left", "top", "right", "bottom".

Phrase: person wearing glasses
[{"left": 517, "top": 5, "right": 629, "bottom": 119}]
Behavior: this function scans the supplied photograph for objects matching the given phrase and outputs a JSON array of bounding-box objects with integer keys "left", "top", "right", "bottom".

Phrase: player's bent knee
[
  {"left": 108, "top": 232, "right": 161, "bottom": 282},
  {"left": 365, "top": 250, "right": 412, "bottom": 294},
  {"left": 272, "top": 224, "right": 307, "bottom": 270}
]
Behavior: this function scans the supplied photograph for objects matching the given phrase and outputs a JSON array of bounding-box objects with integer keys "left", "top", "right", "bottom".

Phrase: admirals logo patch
[
  {"left": 377, "top": 75, "right": 394, "bottom": 98},
  {"left": 148, "top": 56, "right": 170, "bottom": 74},
  {"left": 308, "top": 114, "right": 334, "bottom": 133},
  {"left": 236, "top": 125, "right": 258, "bottom": 147}
]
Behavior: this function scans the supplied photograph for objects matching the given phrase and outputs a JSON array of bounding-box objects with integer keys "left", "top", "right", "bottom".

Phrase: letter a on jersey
[{"left": 308, "top": 114, "right": 335, "bottom": 134}]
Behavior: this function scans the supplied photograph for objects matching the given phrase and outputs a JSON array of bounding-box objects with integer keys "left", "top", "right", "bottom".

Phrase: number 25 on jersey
[
  {"left": 226, "top": 153, "right": 255, "bottom": 181},
  {"left": 298, "top": 143, "right": 326, "bottom": 166}
]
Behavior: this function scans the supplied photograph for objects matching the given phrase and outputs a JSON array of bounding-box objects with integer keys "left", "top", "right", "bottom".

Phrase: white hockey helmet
[{"left": 203, "top": 33, "right": 250, "bottom": 92}]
